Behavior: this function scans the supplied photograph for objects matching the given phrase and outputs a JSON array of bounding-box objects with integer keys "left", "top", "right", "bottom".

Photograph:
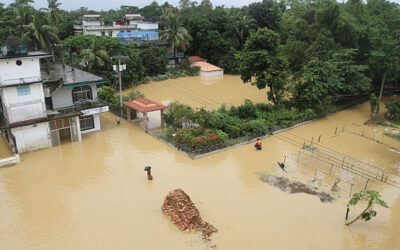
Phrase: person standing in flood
[
  {"left": 254, "top": 138, "right": 262, "bottom": 150},
  {"left": 116, "top": 116, "right": 120, "bottom": 124}
]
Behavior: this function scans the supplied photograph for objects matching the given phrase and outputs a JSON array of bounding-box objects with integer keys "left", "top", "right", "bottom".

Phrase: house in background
[
  {"left": 188, "top": 56, "right": 224, "bottom": 77},
  {"left": 0, "top": 38, "right": 108, "bottom": 154},
  {"left": 74, "top": 12, "right": 159, "bottom": 37}
]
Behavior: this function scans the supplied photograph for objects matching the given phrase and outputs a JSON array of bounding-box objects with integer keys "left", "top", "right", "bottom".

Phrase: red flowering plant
[{"left": 175, "top": 128, "right": 228, "bottom": 149}]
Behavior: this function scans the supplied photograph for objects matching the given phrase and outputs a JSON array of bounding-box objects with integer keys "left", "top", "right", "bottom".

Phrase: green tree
[
  {"left": 235, "top": 14, "right": 256, "bottom": 49},
  {"left": 370, "top": 93, "right": 377, "bottom": 113},
  {"left": 22, "top": 11, "right": 58, "bottom": 50},
  {"left": 139, "top": 46, "right": 168, "bottom": 76},
  {"left": 159, "top": 13, "right": 192, "bottom": 67},
  {"left": 236, "top": 28, "right": 289, "bottom": 104},
  {"left": 80, "top": 41, "right": 110, "bottom": 70},
  {"left": 46, "top": 0, "right": 62, "bottom": 26},
  {"left": 346, "top": 190, "right": 388, "bottom": 226}
]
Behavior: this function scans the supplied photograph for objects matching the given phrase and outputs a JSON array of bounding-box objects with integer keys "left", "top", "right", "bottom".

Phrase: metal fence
[{"left": 300, "top": 146, "right": 400, "bottom": 189}]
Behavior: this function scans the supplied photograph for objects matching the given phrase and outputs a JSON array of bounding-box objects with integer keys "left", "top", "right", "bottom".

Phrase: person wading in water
[{"left": 254, "top": 138, "right": 262, "bottom": 150}]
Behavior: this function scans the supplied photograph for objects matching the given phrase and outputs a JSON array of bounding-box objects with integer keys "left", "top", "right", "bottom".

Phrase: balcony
[
  {"left": 54, "top": 100, "right": 109, "bottom": 116},
  {"left": 167, "top": 51, "right": 185, "bottom": 59}
]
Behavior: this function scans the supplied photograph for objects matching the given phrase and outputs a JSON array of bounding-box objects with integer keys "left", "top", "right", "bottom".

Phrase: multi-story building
[
  {"left": 0, "top": 38, "right": 108, "bottom": 154},
  {"left": 74, "top": 13, "right": 159, "bottom": 37}
]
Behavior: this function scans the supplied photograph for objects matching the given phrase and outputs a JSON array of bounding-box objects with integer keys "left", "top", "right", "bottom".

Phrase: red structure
[
  {"left": 188, "top": 56, "right": 207, "bottom": 62},
  {"left": 123, "top": 97, "right": 168, "bottom": 131}
]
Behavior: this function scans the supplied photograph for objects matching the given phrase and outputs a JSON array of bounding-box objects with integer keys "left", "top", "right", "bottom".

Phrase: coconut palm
[
  {"left": 159, "top": 14, "right": 192, "bottom": 68},
  {"left": 236, "top": 15, "right": 256, "bottom": 49},
  {"left": 46, "top": 0, "right": 63, "bottom": 26},
  {"left": 15, "top": 5, "right": 33, "bottom": 33},
  {"left": 80, "top": 41, "right": 110, "bottom": 70},
  {"left": 22, "top": 11, "right": 59, "bottom": 50}
]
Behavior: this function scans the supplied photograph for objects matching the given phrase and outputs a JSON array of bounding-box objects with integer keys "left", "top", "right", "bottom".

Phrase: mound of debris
[
  {"left": 161, "top": 189, "right": 218, "bottom": 238},
  {"left": 259, "top": 175, "right": 334, "bottom": 203}
]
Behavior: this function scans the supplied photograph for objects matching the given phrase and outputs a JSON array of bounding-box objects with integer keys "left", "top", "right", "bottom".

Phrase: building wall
[
  {"left": 2, "top": 83, "right": 46, "bottom": 123},
  {"left": 81, "top": 113, "right": 101, "bottom": 134},
  {"left": 199, "top": 70, "right": 224, "bottom": 77},
  {"left": 0, "top": 58, "right": 40, "bottom": 85},
  {"left": 52, "top": 84, "right": 98, "bottom": 109},
  {"left": 137, "top": 23, "right": 158, "bottom": 30},
  {"left": 11, "top": 122, "right": 51, "bottom": 153},
  {"left": 82, "top": 20, "right": 101, "bottom": 26}
]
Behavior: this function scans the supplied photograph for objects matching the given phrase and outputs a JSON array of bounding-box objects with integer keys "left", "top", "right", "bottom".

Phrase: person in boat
[{"left": 254, "top": 138, "right": 262, "bottom": 150}]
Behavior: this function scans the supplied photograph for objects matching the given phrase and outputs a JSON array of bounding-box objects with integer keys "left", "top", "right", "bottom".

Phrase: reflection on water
[{"left": 0, "top": 96, "right": 399, "bottom": 249}]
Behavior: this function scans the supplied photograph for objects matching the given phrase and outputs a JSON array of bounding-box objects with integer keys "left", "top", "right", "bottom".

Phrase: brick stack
[{"left": 161, "top": 189, "right": 218, "bottom": 238}]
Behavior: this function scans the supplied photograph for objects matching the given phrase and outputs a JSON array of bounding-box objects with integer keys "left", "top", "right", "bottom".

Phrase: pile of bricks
[{"left": 161, "top": 189, "right": 218, "bottom": 238}]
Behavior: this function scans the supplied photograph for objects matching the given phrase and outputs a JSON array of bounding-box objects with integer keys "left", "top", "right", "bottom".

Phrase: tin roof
[
  {"left": 192, "top": 61, "right": 223, "bottom": 72},
  {"left": 41, "top": 64, "right": 105, "bottom": 87},
  {"left": 188, "top": 56, "right": 207, "bottom": 62},
  {"left": 123, "top": 97, "right": 168, "bottom": 113}
]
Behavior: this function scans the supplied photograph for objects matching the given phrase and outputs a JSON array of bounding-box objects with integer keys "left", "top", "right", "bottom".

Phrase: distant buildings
[
  {"left": 74, "top": 13, "right": 159, "bottom": 38},
  {"left": 0, "top": 38, "right": 108, "bottom": 154}
]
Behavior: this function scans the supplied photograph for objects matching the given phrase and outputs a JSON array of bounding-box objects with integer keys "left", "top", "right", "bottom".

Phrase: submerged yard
[{"left": 0, "top": 75, "right": 399, "bottom": 249}]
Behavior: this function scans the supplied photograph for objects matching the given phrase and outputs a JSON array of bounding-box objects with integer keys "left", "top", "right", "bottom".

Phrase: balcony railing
[
  {"left": 54, "top": 100, "right": 109, "bottom": 115},
  {"left": 167, "top": 51, "right": 185, "bottom": 59}
]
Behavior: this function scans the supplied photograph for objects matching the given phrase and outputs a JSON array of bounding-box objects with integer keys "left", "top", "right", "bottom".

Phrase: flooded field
[{"left": 0, "top": 76, "right": 399, "bottom": 249}]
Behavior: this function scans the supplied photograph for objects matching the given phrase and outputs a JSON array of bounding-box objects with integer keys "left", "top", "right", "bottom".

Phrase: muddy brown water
[{"left": 0, "top": 76, "right": 399, "bottom": 249}]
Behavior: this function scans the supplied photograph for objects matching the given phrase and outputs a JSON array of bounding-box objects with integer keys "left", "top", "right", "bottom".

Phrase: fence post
[
  {"left": 362, "top": 130, "right": 364, "bottom": 137},
  {"left": 349, "top": 184, "right": 353, "bottom": 198},
  {"left": 313, "top": 169, "right": 318, "bottom": 182},
  {"left": 335, "top": 127, "right": 338, "bottom": 135},
  {"left": 329, "top": 164, "right": 333, "bottom": 175},
  {"left": 318, "top": 135, "right": 321, "bottom": 142},
  {"left": 345, "top": 204, "right": 350, "bottom": 220},
  {"left": 311, "top": 137, "right": 313, "bottom": 144},
  {"left": 283, "top": 155, "right": 286, "bottom": 165},
  {"left": 364, "top": 179, "right": 370, "bottom": 190}
]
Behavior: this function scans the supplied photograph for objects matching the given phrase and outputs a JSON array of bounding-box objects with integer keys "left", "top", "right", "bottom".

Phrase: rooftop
[
  {"left": 41, "top": 64, "right": 105, "bottom": 87},
  {"left": 188, "top": 56, "right": 207, "bottom": 62},
  {"left": 123, "top": 97, "right": 168, "bottom": 113},
  {"left": 192, "top": 61, "right": 223, "bottom": 72}
]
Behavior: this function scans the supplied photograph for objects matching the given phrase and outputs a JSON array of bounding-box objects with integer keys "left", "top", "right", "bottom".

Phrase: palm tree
[
  {"left": 80, "top": 41, "right": 110, "bottom": 70},
  {"left": 235, "top": 15, "right": 256, "bottom": 50},
  {"left": 15, "top": 5, "right": 33, "bottom": 34},
  {"left": 159, "top": 14, "right": 192, "bottom": 68},
  {"left": 46, "top": 0, "right": 63, "bottom": 26},
  {"left": 22, "top": 11, "right": 59, "bottom": 50}
]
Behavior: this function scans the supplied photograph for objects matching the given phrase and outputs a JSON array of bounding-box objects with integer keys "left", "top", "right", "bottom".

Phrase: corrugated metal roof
[{"left": 192, "top": 61, "right": 223, "bottom": 72}]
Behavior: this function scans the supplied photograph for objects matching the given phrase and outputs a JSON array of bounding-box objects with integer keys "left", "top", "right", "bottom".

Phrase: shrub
[
  {"left": 241, "top": 119, "right": 267, "bottom": 136},
  {"left": 175, "top": 128, "right": 226, "bottom": 149},
  {"left": 237, "top": 100, "right": 257, "bottom": 119},
  {"left": 385, "top": 100, "right": 400, "bottom": 121},
  {"left": 163, "top": 102, "right": 195, "bottom": 129},
  {"left": 98, "top": 86, "right": 116, "bottom": 103},
  {"left": 370, "top": 93, "right": 378, "bottom": 113}
]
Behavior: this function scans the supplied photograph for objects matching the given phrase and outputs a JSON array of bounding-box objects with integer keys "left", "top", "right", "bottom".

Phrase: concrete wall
[
  {"left": 81, "top": 113, "right": 101, "bottom": 134},
  {"left": 137, "top": 23, "right": 158, "bottom": 30},
  {"left": 82, "top": 20, "right": 101, "bottom": 26},
  {"left": 12, "top": 122, "right": 51, "bottom": 153},
  {"left": 0, "top": 58, "right": 41, "bottom": 85},
  {"left": 2, "top": 83, "right": 46, "bottom": 123},
  {"left": 199, "top": 70, "right": 224, "bottom": 77},
  {"left": 52, "top": 84, "right": 98, "bottom": 109}
]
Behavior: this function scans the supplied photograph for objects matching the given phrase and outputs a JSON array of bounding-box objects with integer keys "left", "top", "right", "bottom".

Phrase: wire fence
[{"left": 149, "top": 97, "right": 369, "bottom": 158}]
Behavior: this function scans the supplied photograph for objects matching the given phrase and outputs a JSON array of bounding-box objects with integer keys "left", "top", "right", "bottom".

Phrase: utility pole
[
  {"left": 376, "top": 72, "right": 386, "bottom": 116},
  {"left": 112, "top": 56, "right": 128, "bottom": 118}
]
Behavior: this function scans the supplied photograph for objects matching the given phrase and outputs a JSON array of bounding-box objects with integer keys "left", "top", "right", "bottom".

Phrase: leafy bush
[
  {"left": 163, "top": 102, "right": 195, "bottom": 129},
  {"left": 175, "top": 128, "right": 227, "bottom": 148},
  {"left": 241, "top": 119, "right": 267, "bottom": 136},
  {"left": 385, "top": 100, "right": 400, "bottom": 121},
  {"left": 139, "top": 46, "right": 168, "bottom": 76},
  {"left": 370, "top": 93, "right": 378, "bottom": 113},
  {"left": 98, "top": 86, "right": 115, "bottom": 103}
]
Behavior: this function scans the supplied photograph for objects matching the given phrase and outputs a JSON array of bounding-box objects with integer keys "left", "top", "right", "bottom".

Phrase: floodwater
[
  {"left": 0, "top": 76, "right": 399, "bottom": 249},
  {"left": 125, "top": 75, "right": 269, "bottom": 109}
]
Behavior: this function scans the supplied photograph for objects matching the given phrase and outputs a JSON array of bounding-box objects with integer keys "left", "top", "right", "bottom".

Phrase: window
[
  {"left": 79, "top": 115, "right": 94, "bottom": 131},
  {"left": 72, "top": 85, "right": 92, "bottom": 103},
  {"left": 16, "top": 60, "right": 22, "bottom": 66},
  {"left": 101, "top": 32, "right": 105, "bottom": 36},
  {"left": 17, "top": 85, "right": 30, "bottom": 96},
  {"left": 108, "top": 31, "right": 113, "bottom": 36}
]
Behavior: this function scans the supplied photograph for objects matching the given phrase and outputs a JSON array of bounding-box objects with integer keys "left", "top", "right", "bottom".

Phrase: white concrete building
[
  {"left": 74, "top": 13, "right": 158, "bottom": 37},
  {"left": 0, "top": 38, "right": 108, "bottom": 154}
]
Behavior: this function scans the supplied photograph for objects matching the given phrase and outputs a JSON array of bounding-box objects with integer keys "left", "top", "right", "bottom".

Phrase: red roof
[
  {"left": 188, "top": 56, "right": 207, "bottom": 62},
  {"left": 123, "top": 97, "right": 168, "bottom": 113}
]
